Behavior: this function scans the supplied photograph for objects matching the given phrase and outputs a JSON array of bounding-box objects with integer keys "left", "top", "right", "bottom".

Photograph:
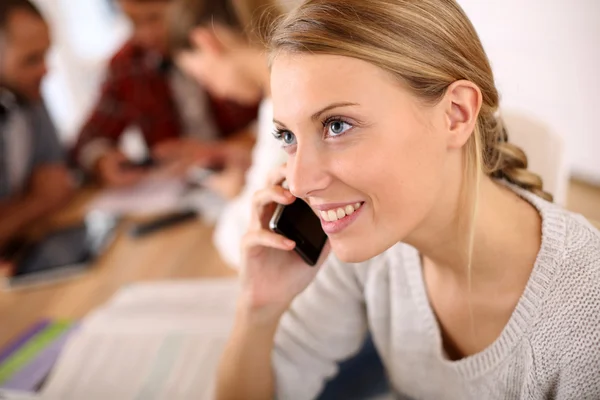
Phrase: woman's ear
[{"left": 442, "top": 80, "right": 482, "bottom": 149}]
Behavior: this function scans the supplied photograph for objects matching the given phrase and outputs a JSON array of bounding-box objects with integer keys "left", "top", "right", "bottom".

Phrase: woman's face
[{"left": 271, "top": 54, "right": 460, "bottom": 262}]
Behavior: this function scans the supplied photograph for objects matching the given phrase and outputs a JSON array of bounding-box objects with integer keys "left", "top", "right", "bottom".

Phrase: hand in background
[
  {"left": 95, "top": 150, "right": 147, "bottom": 188},
  {"left": 204, "top": 166, "right": 246, "bottom": 200},
  {"left": 27, "top": 165, "right": 74, "bottom": 211},
  {"left": 0, "top": 166, "right": 74, "bottom": 247},
  {"left": 0, "top": 260, "right": 13, "bottom": 278},
  {"left": 220, "top": 141, "right": 253, "bottom": 171}
]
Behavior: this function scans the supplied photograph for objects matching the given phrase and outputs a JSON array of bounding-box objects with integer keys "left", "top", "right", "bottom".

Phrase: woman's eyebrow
[
  {"left": 273, "top": 102, "right": 360, "bottom": 127},
  {"left": 273, "top": 119, "right": 287, "bottom": 128},
  {"left": 311, "top": 102, "right": 359, "bottom": 121}
]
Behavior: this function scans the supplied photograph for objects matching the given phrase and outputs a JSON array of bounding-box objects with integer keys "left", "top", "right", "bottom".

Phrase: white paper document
[
  {"left": 86, "top": 178, "right": 226, "bottom": 223},
  {"left": 86, "top": 179, "right": 188, "bottom": 217},
  {"left": 41, "top": 278, "right": 239, "bottom": 400}
]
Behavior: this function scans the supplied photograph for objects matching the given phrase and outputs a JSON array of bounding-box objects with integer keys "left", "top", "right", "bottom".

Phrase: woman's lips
[{"left": 316, "top": 202, "right": 364, "bottom": 235}]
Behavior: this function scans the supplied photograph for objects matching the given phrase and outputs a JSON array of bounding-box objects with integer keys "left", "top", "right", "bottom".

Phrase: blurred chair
[{"left": 502, "top": 110, "right": 569, "bottom": 205}]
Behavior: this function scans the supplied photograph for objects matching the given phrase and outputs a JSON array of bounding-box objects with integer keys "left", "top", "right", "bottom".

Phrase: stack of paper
[
  {"left": 87, "top": 179, "right": 189, "bottom": 217},
  {"left": 39, "top": 278, "right": 240, "bottom": 400}
]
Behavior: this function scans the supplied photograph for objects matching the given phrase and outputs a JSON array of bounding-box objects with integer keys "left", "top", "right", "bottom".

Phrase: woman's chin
[
  {"left": 329, "top": 239, "right": 381, "bottom": 264},
  {"left": 329, "top": 231, "right": 404, "bottom": 264}
]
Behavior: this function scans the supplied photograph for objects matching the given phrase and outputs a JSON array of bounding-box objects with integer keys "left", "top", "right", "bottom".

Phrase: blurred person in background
[
  {"left": 170, "top": 0, "right": 285, "bottom": 269},
  {"left": 0, "top": 0, "right": 74, "bottom": 251},
  {"left": 72, "top": 0, "right": 259, "bottom": 194}
]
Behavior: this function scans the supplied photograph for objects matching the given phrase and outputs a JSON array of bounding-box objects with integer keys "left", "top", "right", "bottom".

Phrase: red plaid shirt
[{"left": 72, "top": 40, "right": 258, "bottom": 163}]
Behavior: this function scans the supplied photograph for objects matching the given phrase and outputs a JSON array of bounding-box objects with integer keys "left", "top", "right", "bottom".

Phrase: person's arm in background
[
  {"left": 221, "top": 128, "right": 256, "bottom": 169},
  {"left": 0, "top": 103, "right": 73, "bottom": 247},
  {"left": 0, "top": 166, "right": 73, "bottom": 247},
  {"left": 154, "top": 97, "right": 261, "bottom": 199},
  {"left": 70, "top": 60, "right": 146, "bottom": 187},
  {"left": 153, "top": 95, "right": 259, "bottom": 167},
  {"left": 0, "top": 196, "right": 54, "bottom": 246}
]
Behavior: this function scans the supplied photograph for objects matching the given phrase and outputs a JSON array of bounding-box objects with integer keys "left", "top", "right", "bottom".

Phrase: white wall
[
  {"left": 34, "top": 0, "right": 130, "bottom": 144},
  {"left": 457, "top": 0, "right": 600, "bottom": 184}
]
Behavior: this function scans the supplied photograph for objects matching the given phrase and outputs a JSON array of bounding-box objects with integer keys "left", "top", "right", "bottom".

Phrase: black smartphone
[
  {"left": 129, "top": 209, "right": 198, "bottom": 238},
  {"left": 269, "top": 198, "right": 328, "bottom": 266}
]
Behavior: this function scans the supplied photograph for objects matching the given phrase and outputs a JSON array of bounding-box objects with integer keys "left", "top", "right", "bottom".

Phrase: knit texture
[{"left": 273, "top": 185, "right": 600, "bottom": 399}]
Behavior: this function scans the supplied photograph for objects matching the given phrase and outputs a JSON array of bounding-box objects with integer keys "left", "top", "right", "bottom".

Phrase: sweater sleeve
[{"left": 272, "top": 256, "right": 368, "bottom": 400}]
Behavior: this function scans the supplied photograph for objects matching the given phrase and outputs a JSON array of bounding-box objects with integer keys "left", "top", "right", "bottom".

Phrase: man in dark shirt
[
  {"left": 73, "top": 0, "right": 260, "bottom": 188},
  {"left": 0, "top": 0, "right": 73, "bottom": 249}
]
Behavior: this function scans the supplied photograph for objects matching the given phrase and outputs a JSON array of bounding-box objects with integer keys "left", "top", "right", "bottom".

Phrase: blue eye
[
  {"left": 272, "top": 129, "right": 297, "bottom": 146},
  {"left": 326, "top": 120, "right": 352, "bottom": 137},
  {"left": 283, "top": 131, "right": 296, "bottom": 145}
]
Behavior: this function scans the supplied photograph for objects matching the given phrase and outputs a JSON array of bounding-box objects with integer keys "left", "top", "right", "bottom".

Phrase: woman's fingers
[
  {"left": 242, "top": 230, "right": 296, "bottom": 253},
  {"left": 252, "top": 185, "right": 295, "bottom": 210},
  {"left": 250, "top": 185, "right": 296, "bottom": 229}
]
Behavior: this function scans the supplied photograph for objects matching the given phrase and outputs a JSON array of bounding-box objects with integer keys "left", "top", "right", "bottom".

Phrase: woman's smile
[{"left": 312, "top": 201, "right": 365, "bottom": 234}]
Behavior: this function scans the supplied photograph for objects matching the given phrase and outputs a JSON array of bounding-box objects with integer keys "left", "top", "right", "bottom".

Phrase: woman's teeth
[{"left": 320, "top": 203, "right": 362, "bottom": 222}]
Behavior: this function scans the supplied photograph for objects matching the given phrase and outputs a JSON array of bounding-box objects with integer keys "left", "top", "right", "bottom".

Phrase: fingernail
[{"left": 284, "top": 239, "right": 295, "bottom": 247}]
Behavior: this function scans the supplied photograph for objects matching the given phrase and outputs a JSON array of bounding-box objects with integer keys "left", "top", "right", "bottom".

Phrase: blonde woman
[{"left": 216, "top": 0, "right": 600, "bottom": 399}]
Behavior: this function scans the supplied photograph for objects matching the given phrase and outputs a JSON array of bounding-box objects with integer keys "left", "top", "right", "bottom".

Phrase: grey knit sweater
[{"left": 272, "top": 186, "right": 600, "bottom": 399}]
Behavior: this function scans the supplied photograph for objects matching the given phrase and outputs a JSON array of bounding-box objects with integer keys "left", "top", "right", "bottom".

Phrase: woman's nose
[{"left": 286, "top": 145, "right": 330, "bottom": 199}]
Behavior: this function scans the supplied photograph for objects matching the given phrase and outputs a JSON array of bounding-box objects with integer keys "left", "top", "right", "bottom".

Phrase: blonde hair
[{"left": 264, "top": 0, "right": 552, "bottom": 203}]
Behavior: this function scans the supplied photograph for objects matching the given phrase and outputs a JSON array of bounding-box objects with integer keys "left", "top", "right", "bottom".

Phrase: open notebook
[{"left": 37, "top": 278, "right": 239, "bottom": 400}]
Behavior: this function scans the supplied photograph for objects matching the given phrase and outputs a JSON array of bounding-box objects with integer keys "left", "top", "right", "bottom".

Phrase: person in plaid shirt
[{"left": 72, "top": 0, "right": 259, "bottom": 190}]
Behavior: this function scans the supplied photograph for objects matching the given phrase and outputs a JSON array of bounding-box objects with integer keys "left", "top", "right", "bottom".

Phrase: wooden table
[{"left": 0, "top": 190, "right": 236, "bottom": 348}]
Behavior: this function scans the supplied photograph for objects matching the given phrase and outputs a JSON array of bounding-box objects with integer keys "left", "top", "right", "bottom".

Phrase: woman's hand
[{"left": 240, "top": 166, "right": 330, "bottom": 320}]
